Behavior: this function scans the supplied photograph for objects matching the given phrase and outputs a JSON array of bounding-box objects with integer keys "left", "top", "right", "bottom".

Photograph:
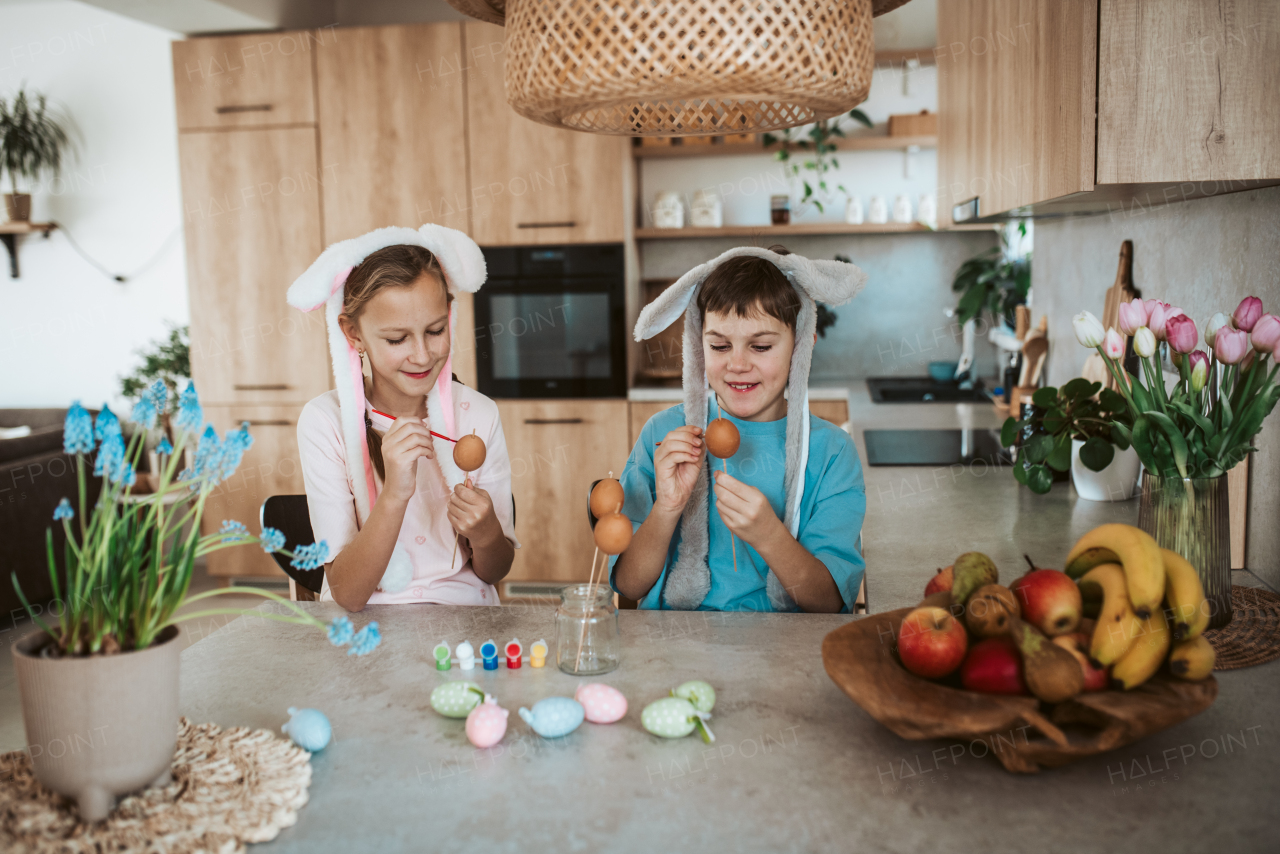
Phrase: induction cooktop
[{"left": 863, "top": 429, "right": 1013, "bottom": 467}]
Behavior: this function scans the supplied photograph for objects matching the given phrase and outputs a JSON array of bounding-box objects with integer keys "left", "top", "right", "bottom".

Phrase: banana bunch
[{"left": 1067, "top": 524, "right": 1215, "bottom": 689}]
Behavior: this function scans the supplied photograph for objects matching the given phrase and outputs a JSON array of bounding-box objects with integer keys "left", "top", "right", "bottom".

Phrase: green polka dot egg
[
  {"left": 431, "top": 681, "right": 485, "bottom": 718},
  {"left": 642, "top": 697, "right": 700, "bottom": 738},
  {"left": 673, "top": 680, "right": 716, "bottom": 713}
]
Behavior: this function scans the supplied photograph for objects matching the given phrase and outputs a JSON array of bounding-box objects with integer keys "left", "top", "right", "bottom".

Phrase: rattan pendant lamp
[{"left": 446, "top": 0, "right": 915, "bottom": 136}]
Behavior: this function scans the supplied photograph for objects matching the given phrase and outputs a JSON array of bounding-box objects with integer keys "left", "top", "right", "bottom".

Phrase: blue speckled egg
[
  {"left": 518, "top": 697, "right": 584, "bottom": 738},
  {"left": 281, "top": 707, "right": 332, "bottom": 751}
]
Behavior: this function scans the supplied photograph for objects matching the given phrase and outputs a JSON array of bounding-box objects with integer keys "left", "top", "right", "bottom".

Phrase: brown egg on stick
[
  {"left": 705, "top": 417, "right": 741, "bottom": 573},
  {"left": 450, "top": 429, "right": 487, "bottom": 569},
  {"left": 590, "top": 473, "right": 624, "bottom": 519},
  {"left": 593, "top": 511, "right": 633, "bottom": 556}
]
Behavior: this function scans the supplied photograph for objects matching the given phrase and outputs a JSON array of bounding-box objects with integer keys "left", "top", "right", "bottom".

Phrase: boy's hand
[
  {"left": 448, "top": 480, "right": 502, "bottom": 547},
  {"left": 380, "top": 417, "right": 436, "bottom": 502},
  {"left": 654, "top": 425, "right": 705, "bottom": 514},
  {"left": 712, "top": 470, "right": 783, "bottom": 548}
]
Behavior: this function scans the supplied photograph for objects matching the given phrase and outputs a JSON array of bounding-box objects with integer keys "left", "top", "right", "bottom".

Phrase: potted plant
[
  {"left": 118, "top": 325, "right": 190, "bottom": 491},
  {"left": 1073, "top": 297, "right": 1280, "bottom": 629},
  {"left": 951, "top": 222, "right": 1031, "bottom": 327},
  {"left": 1000, "top": 378, "right": 1137, "bottom": 498},
  {"left": 11, "top": 381, "right": 380, "bottom": 822},
  {"left": 0, "top": 88, "right": 72, "bottom": 222},
  {"left": 761, "top": 109, "right": 873, "bottom": 215}
]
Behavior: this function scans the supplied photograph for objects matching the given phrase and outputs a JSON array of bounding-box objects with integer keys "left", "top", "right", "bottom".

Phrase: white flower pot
[{"left": 1071, "top": 439, "right": 1142, "bottom": 501}]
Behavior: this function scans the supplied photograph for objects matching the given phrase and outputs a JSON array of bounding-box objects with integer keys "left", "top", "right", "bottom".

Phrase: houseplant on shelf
[
  {"left": 1073, "top": 297, "right": 1280, "bottom": 629},
  {"left": 0, "top": 88, "right": 72, "bottom": 222},
  {"left": 761, "top": 109, "right": 873, "bottom": 215},
  {"left": 999, "top": 378, "right": 1137, "bottom": 499},
  {"left": 11, "top": 380, "right": 380, "bottom": 822}
]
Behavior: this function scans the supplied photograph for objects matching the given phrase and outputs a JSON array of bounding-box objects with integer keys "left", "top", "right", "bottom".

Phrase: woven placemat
[
  {"left": 1204, "top": 585, "right": 1280, "bottom": 670},
  {"left": 0, "top": 717, "right": 311, "bottom": 853}
]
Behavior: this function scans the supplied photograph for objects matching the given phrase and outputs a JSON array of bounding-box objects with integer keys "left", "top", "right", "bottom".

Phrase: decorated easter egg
[
  {"left": 589, "top": 477, "right": 625, "bottom": 518},
  {"left": 431, "top": 681, "right": 485, "bottom": 718},
  {"left": 574, "top": 683, "right": 628, "bottom": 724},
  {"left": 453, "top": 433, "right": 487, "bottom": 472},
  {"left": 673, "top": 680, "right": 716, "bottom": 713},
  {"left": 593, "top": 512, "right": 633, "bottom": 555},
  {"left": 705, "top": 418, "right": 740, "bottom": 459},
  {"left": 466, "top": 698, "right": 509, "bottom": 748},
  {"left": 642, "top": 697, "right": 699, "bottom": 738},
  {"left": 518, "top": 697, "right": 585, "bottom": 738},
  {"left": 281, "top": 707, "right": 331, "bottom": 752}
]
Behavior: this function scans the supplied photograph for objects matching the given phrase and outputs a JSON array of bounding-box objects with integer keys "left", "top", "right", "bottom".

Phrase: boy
[{"left": 611, "top": 246, "right": 867, "bottom": 613}]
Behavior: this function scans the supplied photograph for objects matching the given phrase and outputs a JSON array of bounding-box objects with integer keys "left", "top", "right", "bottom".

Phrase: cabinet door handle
[
  {"left": 216, "top": 104, "right": 273, "bottom": 114},
  {"left": 234, "top": 383, "right": 291, "bottom": 390},
  {"left": 242, "top": 419, "right": 294, "bottom": 426},
  {"left": 523, "top": 418, "right": 584, "bottom": 425},
  {"left": 517, "top": 221, "right": 576, "bottom": 229}
]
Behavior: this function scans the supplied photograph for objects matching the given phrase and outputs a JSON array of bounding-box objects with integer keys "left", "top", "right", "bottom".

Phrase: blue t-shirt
[{"left": 608, "top": 404, "right": 866, "bottom": 612}]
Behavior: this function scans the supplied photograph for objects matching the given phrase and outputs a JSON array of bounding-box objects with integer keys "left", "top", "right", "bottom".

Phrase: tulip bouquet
[
  {"left": 13, "top": 382, "right": 380, "bottom": 658},
  {"left": 1072, "top": 296, "right": 1280, "bottom": 481}
]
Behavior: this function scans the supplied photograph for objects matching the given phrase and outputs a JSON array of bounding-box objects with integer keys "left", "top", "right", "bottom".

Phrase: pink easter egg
[
  {"left": 466, "top": 699, "right": 509, "bottom": 748},
  {"left": 574, "top": 683, "right": 628, "bottom": 724}
]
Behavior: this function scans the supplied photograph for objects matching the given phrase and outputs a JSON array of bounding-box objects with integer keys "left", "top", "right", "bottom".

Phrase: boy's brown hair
[{"left": 696, "top": 245, "right": 801, "bottom": 331}]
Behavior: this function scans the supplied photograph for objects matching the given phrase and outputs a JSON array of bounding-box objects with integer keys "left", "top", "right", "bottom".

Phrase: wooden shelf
[
  {"left": 0, "top": 221, "right": 56, "bottom": 278},
  {"left": 633, "top": 135, "right": 937, "bottom": 159},
  {"left": 635, "top": 222, "right": 997, "bottom": 239}
]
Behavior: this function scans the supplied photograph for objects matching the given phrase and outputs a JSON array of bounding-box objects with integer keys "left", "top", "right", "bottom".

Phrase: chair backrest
[{"left": 260, "top": 494, "right": 324, "bottom": 594}]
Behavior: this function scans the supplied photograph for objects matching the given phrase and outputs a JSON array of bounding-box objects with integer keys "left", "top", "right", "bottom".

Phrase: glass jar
[
  {"left": 770, "top": 195, "right": 791, "bottom": 225},
  {"left": 555, "top": 584, "right": 620, "bottom": 676}
]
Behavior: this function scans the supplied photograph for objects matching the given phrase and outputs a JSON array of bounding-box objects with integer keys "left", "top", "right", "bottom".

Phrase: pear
[
  {"left": 965, "top": 584, "right": 1020, "bottom": 638},
  {"left": 951, "top": 552, "right": 999, "bottom": 605},
  {"left": 1010, "top": 618, "right": 1084, "bottom": 703}
]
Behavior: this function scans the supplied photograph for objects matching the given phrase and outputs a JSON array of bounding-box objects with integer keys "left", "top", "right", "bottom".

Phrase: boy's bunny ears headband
[
  {"left": 633, "top": 246, "right": 867, "bottom": 611},
  {"left": 286, "top": 224, "right": 487, "bottom": 539}
]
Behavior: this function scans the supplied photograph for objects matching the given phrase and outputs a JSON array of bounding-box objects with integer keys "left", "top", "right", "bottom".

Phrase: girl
[
  {"left": 611, "top": 246, "right": 866, "bottom": 613},
  {"left": 287, "top": 225, "right": 517, "bottom": 611}
]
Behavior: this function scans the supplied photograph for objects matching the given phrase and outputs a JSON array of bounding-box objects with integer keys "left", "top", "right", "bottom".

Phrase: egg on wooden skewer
[
  {"left": 704, "top": 417, "right": 741, "bottom": 572},
  {"left": 575, "top": 474, "right": 631, "bottom": 673},
  {"left": 450, "top": 429, "right": 487, "bottom": 570}
]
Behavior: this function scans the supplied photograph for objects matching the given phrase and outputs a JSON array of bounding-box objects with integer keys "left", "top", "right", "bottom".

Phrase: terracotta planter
[
  {"left": 1070, "top": 439, "right": 1141, "bottom": 501},
  {"left": 13, "top": 625, "right": 181, "bottom": 821},
  {"left": 4, "top": 193, "right": 32, "bottom": 222}
]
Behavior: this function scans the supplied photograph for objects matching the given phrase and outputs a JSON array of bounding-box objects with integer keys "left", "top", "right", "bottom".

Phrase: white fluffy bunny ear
[{"left": 417, "top": 223, "right": 486, "bottom": 294}]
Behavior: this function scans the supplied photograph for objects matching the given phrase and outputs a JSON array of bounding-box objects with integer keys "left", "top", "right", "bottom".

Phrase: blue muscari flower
[
  {"left": 174, "top": 382, "right": 202, "bottom": 434},
  {"left": 217, "top": 423, "right": 254, "bottom": 481},
  {"left": 156, "top": 436, "right": 174, "bottom": 455},
  {"left": 94, "top": 432, "right": 125, "bottom": 480},
  {"left": 117, "top": 461, "right": 137, "bottom": 488},
  {"left": 191, "top": 425, "right": 221, "bottom": 479},
  {"left": 327, "top": 615, "right": 354, "bottom": 647},
  {"left": 348, "top": 621, "right": 381, "bottom": 656},
  {"left": 148, "top": 379, "right": 169, "bottom": 414},
  {"left": 220, "top": 520, "right": 249, "bottom": 542},
  {"left": 53, "top": 498, "right": 74, "bottom": 522},
  {"left": 63, "top": 402, "right": 95, "bottom": 455},
  {"left": 259, "top": 527, "right": 286, "bottom": 553},
  {"left": 290, "top": 540, "right": 329, "bottom": 570},
  {"left": 94, "top": 405, "right": 121, "bottom": 442},
  {"left": 129, "top": 394, "right": 158, "bottom": 430}
]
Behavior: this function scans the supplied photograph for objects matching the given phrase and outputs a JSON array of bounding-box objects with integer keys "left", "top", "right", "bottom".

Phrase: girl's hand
[
  {"left": 712, "top": 470, "right": 783, "bottom": 547},
  {"left": 448, "top": 480, "right": 501, "bottom": 547},
  {"left": 654, "top": 426, "right": 704, "bottom": 514},
  {"left": 380, "top": 417, "right": 435, "bottom": 503}
]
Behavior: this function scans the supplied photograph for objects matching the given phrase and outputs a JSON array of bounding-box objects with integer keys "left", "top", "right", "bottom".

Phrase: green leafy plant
[
  {"left": 0, "top": 88, "right": 71, "bottom": 194},
  {"left": 761, "top": 109, "right": 873, "bottom": 213},
  {"left": 951, "top": 222, "right": 1031, "bottom": 326},
  {"left": 120, "top": 325, "right": 190, "bottom": 417},
  {"left": 999, "top": 379, "right": 1134, "bottom": 494}
]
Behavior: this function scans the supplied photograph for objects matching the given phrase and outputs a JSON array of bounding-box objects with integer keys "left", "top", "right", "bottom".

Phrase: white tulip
[
  {"left": 1204, "top": 312, "right": 1229, "bottom": 347},
  {"left": 1134, "top": 326, "right": 1157, "bottom": 358},
  {"left": 1072, "top": 311, "right": 1105, "bottom": 348}
]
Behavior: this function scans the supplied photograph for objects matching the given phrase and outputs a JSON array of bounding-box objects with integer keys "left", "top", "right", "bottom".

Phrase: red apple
[
  {"left": 924, "top": 565, "right": 954, "bottom": 597},
  {"left": 1009, "top": 566, "right": 1082, "bottom": 637},
  {"left": 1053, "top": 632, "right": 1110, "bottom": 692},
  {"left": 897, "top": 606, "right": 968, "bottom": 679},
  {"left": 960, "top": 636, "right": 1028, "bottom": 695}
]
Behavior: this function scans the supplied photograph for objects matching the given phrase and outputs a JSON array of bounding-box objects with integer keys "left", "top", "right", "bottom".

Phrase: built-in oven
[{"left": 473, "top": 244, "right": 627, "bottom": 398}]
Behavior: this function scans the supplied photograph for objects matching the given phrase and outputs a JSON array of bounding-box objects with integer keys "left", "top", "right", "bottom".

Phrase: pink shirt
[{"left": 297, "top": 384, "right": 519, "bottom": 606}]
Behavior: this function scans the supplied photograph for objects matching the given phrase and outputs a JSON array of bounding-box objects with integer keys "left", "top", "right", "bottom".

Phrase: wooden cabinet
[
  {"left": 199, "top": 405, "right": 307, "bottom": 579},
  {"left": 315, "top": 24, "right": 471, "bottom": 241},
  {"left": 178, "top": 126, "right": 330, "bottom": 406},
  {"left": 939, "top": 0, "right": 1280, "bottom": 221},
  {"left": 172, "top": 32, "right": 321, "bottom": 130},
  {"left": 463, "top": 22, "right": 628, "bottom": 246},
  {"left": 497, "top": 400, "right": 631, "bottom": 584}
]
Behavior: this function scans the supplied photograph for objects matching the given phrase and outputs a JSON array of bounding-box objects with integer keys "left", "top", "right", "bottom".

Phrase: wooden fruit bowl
[{"left": 822, "top": 607, "right": 1218, "bottom": 773}]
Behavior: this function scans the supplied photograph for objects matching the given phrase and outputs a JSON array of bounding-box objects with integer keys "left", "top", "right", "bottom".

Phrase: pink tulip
[
  {"left": 1233, "top": 296, "right": 1263, "bottom": 332},
  {"left": 1148, "top": 302, "right": 1176, "bottom": 341},
  {"left": 1214, "top": 327, "right": 1249, "bottom": 365},
  {"left": 1165, "top": 314, "right": 1198, "bottom": 353},
  {"left": 1118, "top": 298, "right": 1148, "bottom": 336},
  {"left": 1251, "top": 313, "right": 1280, "bottom": 354},
  {"left": 1188, "top": 350, "right": 1209, "bottom": 392},
  {"left": 1102, "top": 327, "right": 1125, "bottom": 359}
]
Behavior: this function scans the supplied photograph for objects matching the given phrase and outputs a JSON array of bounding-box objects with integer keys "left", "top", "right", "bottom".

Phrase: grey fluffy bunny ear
[{"left": 633, "top": 246, "right": 867, "bottom": 341}]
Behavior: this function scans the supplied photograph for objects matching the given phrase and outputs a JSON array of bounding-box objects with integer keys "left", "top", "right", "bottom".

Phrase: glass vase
[
  {"left": 1137, "top": 473, "right": 1233, "bottom": 629},
  {"left": 555, "top": 584, "right": 620, "bottom": 676}
]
